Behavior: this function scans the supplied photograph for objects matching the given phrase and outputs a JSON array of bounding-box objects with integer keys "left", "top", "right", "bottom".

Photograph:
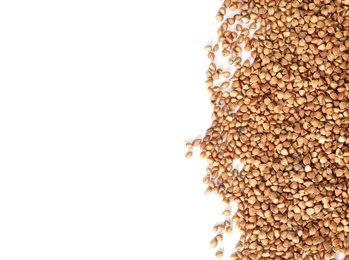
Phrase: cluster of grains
[{"left": 186, "top": 0, "right": 349, "bottom": 259}]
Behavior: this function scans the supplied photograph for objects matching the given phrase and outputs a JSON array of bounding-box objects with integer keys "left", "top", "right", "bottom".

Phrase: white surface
[
  {"left": 0, "top": 1, "right": 342, "bottom": 260},
  {"left": 0, "top": 1, "right": 236, "bottom": 259}
]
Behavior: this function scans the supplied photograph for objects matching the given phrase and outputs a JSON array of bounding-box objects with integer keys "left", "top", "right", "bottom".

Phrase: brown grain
[{"left": 186, "top": 0, "right": 349, "bottom": 258}]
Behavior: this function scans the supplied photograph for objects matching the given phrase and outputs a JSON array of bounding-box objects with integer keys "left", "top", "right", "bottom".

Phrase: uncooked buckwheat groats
[{"left": 186, "top": 0, "right": 349, "bottom": 259}]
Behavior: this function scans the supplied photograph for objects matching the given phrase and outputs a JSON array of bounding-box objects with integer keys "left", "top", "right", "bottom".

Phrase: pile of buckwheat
[{"left": 186, "top": 0, "right": 349, "bottom": 259}]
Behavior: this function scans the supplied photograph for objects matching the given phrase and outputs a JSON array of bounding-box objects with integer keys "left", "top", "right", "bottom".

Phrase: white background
[
  {"left": 0, "top": 0, "right": 243, "bottom": 259},
  {"left": 2, "top": 1, "right": 344, "bottom": 260}
]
